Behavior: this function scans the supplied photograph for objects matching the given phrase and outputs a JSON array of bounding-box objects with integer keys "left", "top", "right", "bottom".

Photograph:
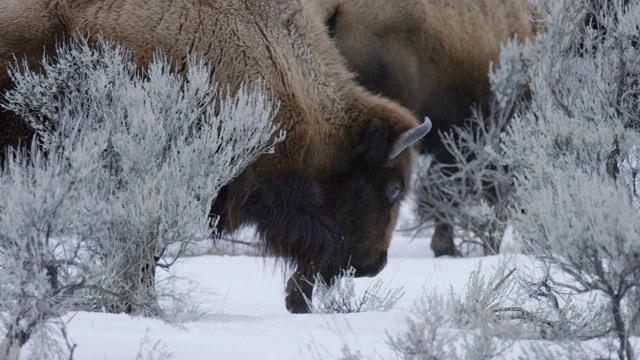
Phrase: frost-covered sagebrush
[
  {"left": 302, "top": 267, "right": 404, "bottom": 314},
  {"left": 0, "top": 36, "right": 281, "bottom": 359},
  {"left": 394, "top": 1, "right": 640, "bottom": 359},
  {"left": 388, "top": 258, "right": 611, "bottom": 360},
  {"left": 388, "top": 260, "right": 523, "bottom": 360},
  {"left": 499, "top": 1, "right": 640, "bottom": 359}
]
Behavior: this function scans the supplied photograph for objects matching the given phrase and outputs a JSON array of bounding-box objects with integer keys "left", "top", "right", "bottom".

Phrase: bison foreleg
[
  {"left": 285, "top": 269, "right": 314, "bottom": 314},
  {"left": 285, "top": 268, "right": 333, "bottom": 314},
  {"left": 430, "top": 222, "right": 459, "bottom": 257}
]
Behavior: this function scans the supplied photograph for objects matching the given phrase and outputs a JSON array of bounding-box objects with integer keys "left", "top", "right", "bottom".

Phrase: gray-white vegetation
[
  {"left": 0, "top": 36, "right": 281, "bottom": 359},
  {"left": 303, "top": 266, "right": 405, "bottom": 314},
  {"left": 391, "top": 0, "right": 640, "bottom": 359},
  {"left": 500, "top": 0, "right": 640, "bottom": 358},
  {"left": 134, "top": 329, "right": 173, "bottom": 360},
  {"left": 387, "top": 257, "right": 614, "bottom": 360},
  {"left": 388, "top": 259, "right": 523, "bottom": 360}
]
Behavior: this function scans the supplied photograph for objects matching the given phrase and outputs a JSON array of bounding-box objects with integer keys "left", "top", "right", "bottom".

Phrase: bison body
[
  {"left": 317, "top": 0, "right": 538, "bottom": 256},
  {"left": 0, "top": 0, "right": 428, "bottom": 313}
]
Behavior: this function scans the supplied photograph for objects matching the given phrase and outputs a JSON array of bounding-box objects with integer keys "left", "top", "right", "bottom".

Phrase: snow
[
  {"left": 56, "top": 200, "right": 516, "bottom": 360},
  {"left": 65, "top": 256, "right": 502, "bottom": 360}
]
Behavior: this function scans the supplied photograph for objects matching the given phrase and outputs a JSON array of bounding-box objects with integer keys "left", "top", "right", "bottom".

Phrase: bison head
[
  {"left": 211, "top": 114, "right": 430, "bottom": 314},
  {"left": 326, "top": 117, "right": 431, "bottom": 275},
  {"left": 282, "top": 116, "right": 431, "bottom": 313}
]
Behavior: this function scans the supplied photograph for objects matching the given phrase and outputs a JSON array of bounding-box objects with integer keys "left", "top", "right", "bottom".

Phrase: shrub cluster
[{"left": 0, "top": 36, "right": 281, "bottom": 359}]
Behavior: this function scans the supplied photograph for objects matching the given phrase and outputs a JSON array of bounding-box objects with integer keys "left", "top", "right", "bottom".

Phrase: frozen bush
[
  {"left": 389, "top": 259, "right": 524, "bottom": 360},
  {"left": 395, "top": 0, "right": 640, "bottom": 358},
  {"left": 134, "top": 329, "right": 173, "bottom": 360},
  {"left": 1, "top": 35, "right": 281, "bottom": 358},
  {"left": 0, "top": 141, "right": 108, "bottom": 360},
  {"left": 389, "top": 256, "right": 618, "bottom": 359},
  {"left": 498, "top": 1, "right": 640, "bottom": 359},
  {"left": 387, "top": 291, "right": 457, "bottom": 360},
  {"left": 302, "top": 267, "right": 404, "bottom": 314}
]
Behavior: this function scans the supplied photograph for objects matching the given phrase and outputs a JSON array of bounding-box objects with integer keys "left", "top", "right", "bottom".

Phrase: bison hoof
[
  {"left": 285, "top": 272, "right": 314, "bottom": 314},
  {"left": 430, "top": 238, "right": 459, "bottom": 257},
  {"left": 432, "top": 247, "right": 457, "bottom": 257}
]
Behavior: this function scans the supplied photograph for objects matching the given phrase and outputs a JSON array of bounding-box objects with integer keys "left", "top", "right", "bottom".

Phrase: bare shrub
[
  {"left": 393, "top": 1, "right": 640, "bottom": 358},
  {"left": 301, "top": 267, "right": 405, "bottom": 314},
  {"left": 0, "top": 35, "right": 281, "bottom": 358},
  {"left": 389, "top": 259, "right": 525, "bottom": 360},
  {"left": 498, "top": 1, "right": 640, "bottom": 358},
  {"left": 134, "top": 329, "right": 173, "bottom": 360}
]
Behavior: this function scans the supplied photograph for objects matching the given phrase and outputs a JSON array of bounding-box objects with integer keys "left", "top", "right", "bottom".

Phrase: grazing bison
[
  {"left": 315, "top": 0, "right": 538, "bottom": 256},
  {"left": 0, "top": 0, "right": 430, "bottom": 313}
]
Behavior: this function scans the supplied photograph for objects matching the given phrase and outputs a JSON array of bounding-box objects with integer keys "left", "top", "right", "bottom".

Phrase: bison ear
[{"left": 354, "top": 117, "right": 391, "bottom": 168}]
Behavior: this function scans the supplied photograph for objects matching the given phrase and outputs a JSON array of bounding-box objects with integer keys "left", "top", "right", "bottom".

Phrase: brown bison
[
  {"left": 0, "top": 0, "right": 430, "bottom": 313},
  {"left": 315, "top": 0, "right": 538, "bottom": 256}
]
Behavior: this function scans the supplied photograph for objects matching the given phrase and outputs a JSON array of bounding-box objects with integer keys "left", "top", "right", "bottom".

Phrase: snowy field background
[{"left": 45, "top": 197, "right": 529, "bottom": 360}]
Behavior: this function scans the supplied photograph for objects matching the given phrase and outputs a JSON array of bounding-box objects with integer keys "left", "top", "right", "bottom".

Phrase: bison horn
[{"left": 388, "top": 117, "right": 432, "bottom": 160}]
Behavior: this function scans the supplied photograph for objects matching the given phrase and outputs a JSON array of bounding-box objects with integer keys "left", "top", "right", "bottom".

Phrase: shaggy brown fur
[
  {"left": 0, "top": 0, "right": 425, "bottom": 313},
  {"left": 315, "top": 0, "right": 539, "bottom": 257}
]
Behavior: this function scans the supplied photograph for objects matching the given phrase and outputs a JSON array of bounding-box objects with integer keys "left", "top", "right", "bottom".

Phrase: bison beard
[
  {"left": 211, "top": 175, "right": 342, "bottom": 314},
  {"left": 211, "top": 174, "right": 342, "bottom": 272}
]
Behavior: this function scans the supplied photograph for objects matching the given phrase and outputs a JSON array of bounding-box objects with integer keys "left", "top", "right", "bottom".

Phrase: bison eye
[{"left": 387, "top": 180, "right": 403, "bottom": 203}]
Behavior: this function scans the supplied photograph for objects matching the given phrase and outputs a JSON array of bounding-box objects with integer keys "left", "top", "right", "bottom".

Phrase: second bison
[{"left": 317, "top": 0, "right": 539, "bottom": 256}]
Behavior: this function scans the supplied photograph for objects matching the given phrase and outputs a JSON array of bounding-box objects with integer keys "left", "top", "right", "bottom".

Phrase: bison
[
  {"left": 315, "top": 0, "right": 538, "bottom": 256},
  {"left": 0, "top": 0, "right": 430, "bottom": 313}
]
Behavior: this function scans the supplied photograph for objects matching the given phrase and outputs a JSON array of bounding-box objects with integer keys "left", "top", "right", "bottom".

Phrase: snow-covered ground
[{"left": 54, "top": 200, "right": 522, "bottom": 359}]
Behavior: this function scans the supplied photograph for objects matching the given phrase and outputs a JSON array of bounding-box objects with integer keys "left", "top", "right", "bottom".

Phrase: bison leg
[
  {"left": 285, "top": 270, "right": 314, "bottom": 314},
  {"left": 430, "top": 222, "right": 458, "bottom": 257},
  {"left": 285, "top": 268, "right": 334, "bottom": 314}
]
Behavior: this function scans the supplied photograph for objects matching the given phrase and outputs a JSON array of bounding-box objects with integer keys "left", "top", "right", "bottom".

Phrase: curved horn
[{"left": 388, "top": 117, "right": 432, "bottom": 160}]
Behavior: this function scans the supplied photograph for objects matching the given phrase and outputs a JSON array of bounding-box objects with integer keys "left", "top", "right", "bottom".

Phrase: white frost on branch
[{"left": 1, "top": 35, "right": 283, "bottom": 359}]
